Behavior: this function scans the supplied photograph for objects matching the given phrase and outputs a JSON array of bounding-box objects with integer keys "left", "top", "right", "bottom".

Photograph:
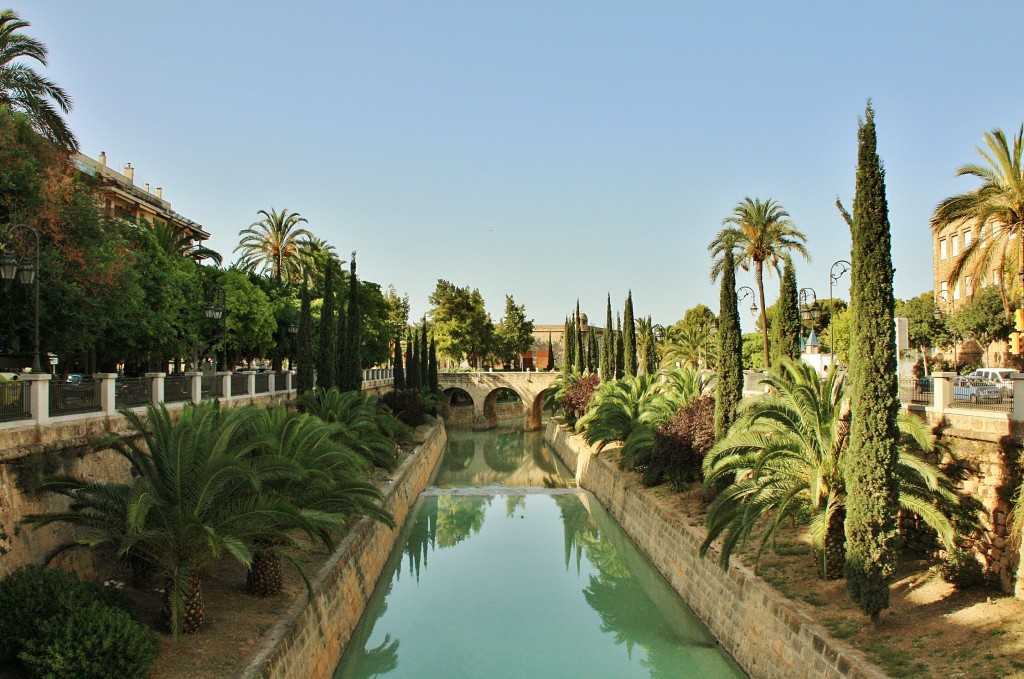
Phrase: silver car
[{"left": 953, "top": 376, "right": 1003, "bottom": 404}]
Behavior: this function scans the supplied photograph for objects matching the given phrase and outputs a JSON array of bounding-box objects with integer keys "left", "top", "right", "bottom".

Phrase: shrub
[
  {"left": 646, "top": 396, "right": 715, "bottom": 489},
  {"left": 18, "top": 602, "right": 159, "bottom": 679},
  {"left": 938, "top": 547, "right": 985, "bottom": 589},
  {"left": 381, "top": 389, "right": 428, "bottom": 426},
  {"left": 562, "top": 373, "right": 599, "bottom": 425}
]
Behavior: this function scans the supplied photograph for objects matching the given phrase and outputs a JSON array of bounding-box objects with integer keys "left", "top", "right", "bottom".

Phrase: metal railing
[
  {"left": 898, "top": 377, "right": 931, "bottom": 406},
  {"left": 164, "top": 375, "right": 191, "bottom": 403},
  {"left": 115, "top": 377, "right": 151, "bottom": 409},
  {"left": 951, "top": 391, "right": 1013, "bottom": 414},
  {"left": 49, "top": 379, "right": 101, "bottom": 417},
  {"left": 201, "top": 375, "right": 222, "bottom": 399},
  {"left": 0, "top": 380, "right": 31, "bottom": 422},
  {"left": 254, "top": 372, "right": 270, "bottom": 394},
  {"left": 230, "top": 373, "right": 249, "bottom": 397}
]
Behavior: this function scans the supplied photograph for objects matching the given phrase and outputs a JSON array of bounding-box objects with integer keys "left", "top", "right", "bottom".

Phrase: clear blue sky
[{"left": 19, "top": 1, "right": 1024, "bottom": 331}]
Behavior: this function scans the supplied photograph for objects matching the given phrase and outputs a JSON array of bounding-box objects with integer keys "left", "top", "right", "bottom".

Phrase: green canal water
[{"left": 334, "top": 427, "right": 746, "bottom": 679}]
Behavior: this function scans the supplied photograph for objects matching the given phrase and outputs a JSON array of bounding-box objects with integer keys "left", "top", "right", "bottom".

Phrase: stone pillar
[
  {"left": 93, "top": 373, "right": 118, "bottom": 415},
  {"left": 1011, "top": 372, "right": 1024, "bottom": 422},
  {"left": 218, "top": 371, "right": 232, "bottom": 399},
  {"left": 22, "top": 373, "right": 52, "bottom": 425},
  {"left": 244, "top": 371, "right": 256, "bottom": 398},
  {"left": 268, "top": 371, "right": 277, "bottom": 396},
  {"left": 146, "top": 372, "right": 165, "bottom": 406},
  {"left": 187, "top": 371, "right": 202, "bottom": 403},
  {"left": 286, "top": 370, "right": 294, "bottom": 395},
  {"left": 933, "top": 372, "right": 956, "bottom": 412}
]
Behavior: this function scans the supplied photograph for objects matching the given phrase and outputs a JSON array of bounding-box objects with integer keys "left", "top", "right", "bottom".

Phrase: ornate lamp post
[
  {"left": 737, "top": 285, "right": 758, "bottom": 316},
  {"left": 934, "top": 289, "right": 956, "bottom": 367},
  {"left": 798, "top": 287, "right": 820, "bottom": 332},
  {"left": 828, "top": 260, "right": 851, "bottom": 370},
  {"left": 1, "top": 224, "right": 42, "bottom": 373},
  {"left": 205, "top": 284, "right": 226, "bottom": 372}
]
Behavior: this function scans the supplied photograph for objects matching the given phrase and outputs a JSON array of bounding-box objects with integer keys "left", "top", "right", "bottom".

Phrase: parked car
[
  {"left": 916, "top": 375, "right": 933, "bottom": 394},
  {"left": 953, "top": 376, "right": 1003, "bottom": 404},
  {"left": 969, "top": 368, "right": 1015, "bottom": 396}
]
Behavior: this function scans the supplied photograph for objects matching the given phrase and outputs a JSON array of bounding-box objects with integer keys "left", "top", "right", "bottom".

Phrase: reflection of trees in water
[
  {"left": 336, "top": 578, "right": 400, "bottom": 679},
  {"left": 483, "top": 430, "right": 526, "bottom": 473},
  {"left": 443, "top": 437, "right": 475, "bottom": 471},
  {"left": 435, "top": 496, "right": 490, "bottom": 548},
  {"left": 532, "top": 445, "right": 558, "bottom": 474},
  {"left": 555, "top": 495, "right": 599, "bottom": 573},
  {"left": 402, "top": 500, "right": 438, "bottom": 582},
  {"left": 506, "top": 495, "right": 526, "bottom": 517}
]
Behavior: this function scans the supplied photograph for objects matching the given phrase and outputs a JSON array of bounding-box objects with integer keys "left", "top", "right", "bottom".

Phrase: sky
[{"left": 17, "top": 1, "right": 1024, "bottom": 332}]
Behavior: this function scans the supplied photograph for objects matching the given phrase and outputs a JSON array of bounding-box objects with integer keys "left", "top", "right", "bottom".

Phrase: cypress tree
[
  {"left": 546, "top": 333, "right": 554, "bottom": 370},
  {"left": 393, "top": 333, "right": 406, "bottom": 390},
  {"left": 420, "top": 319, "right": 429, "bottom": 387},
  {"left": 843, "top": 102, "right": 900, "bottom": 620},
  {"left": 770, "top": 258, "right": 802, "bottom": 365},
  {"left": 642, "top": 316, "right": 658, "bottom": 375},
  {"left": 335, "top": 291, "right": 347, "bottom": 389},
  {"left": 573, "top": 307, "right": 585, "bottom": 374},
  {"left": 714, "top": 248, "right": 744, "bottom": 439},
  {"left": 296, "top": 276, "right": 314, "bottom": 394},
  {"left": 623, "top": 291, "right": 637, "bottom": 377},
  {"left": 408, "top": 331, "right": 421, "bottom": 390},
  {"left": 316, "top": 265, "right": 336, "bottom": 390},
  {"left": 587, "top": 326, "right": 599, "bottom": 373},
  {"left": 428, "top": 335, "right": 439, "bottom": 392},
  {"left": 562, "top": 317, "right": 573, "bottom": 375},
  {"left": 615, "top": 313, "right": 624, "bottom": 378},
  {"left": 340, "top": 253, "right": 363, "bottom": 392},
  {"left": 601, "top": 294, "right": 614, "bottom": 381}
]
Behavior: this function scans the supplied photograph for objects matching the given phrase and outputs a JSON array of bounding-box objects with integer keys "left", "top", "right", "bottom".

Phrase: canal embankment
[
  {"left": 240, "top": 420, "right": 448, "bottom": 679},
  {"left": 545, "top": 418, "right": 888, "bottom": 679}
]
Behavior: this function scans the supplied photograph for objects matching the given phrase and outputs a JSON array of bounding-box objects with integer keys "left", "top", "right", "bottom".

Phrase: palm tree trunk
[
  {"left": 161, "top": 573, "right": 204, "bottom": 635},
  {"left": 756, "top": 260, "right": 771, "bottom": 370},
  {"left": 823, "top": 505, "right": 847, "bottom": 579}
]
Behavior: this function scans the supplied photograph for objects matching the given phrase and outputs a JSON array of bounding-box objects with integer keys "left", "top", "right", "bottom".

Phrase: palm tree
[
  {"left": 25, "top": 402, "right": 317, "bottom": 636},
  {"left": 931, "top": 126, "right": 1024, "bottom": 315},
  {"left": 0, "top": 9, "right": 77, "bottom": 150},
  {"left": 151, "top": 220, "right": 222, "bottom": 265},
  {"left": 298, "top": 387, "right": 406, "bottom": 471},
  {"left": 709, "top": 197, "right": 809, "bottom": 370},
  {"left": 700, "top": 360, "right": 973, "bottom": 579},
  {"left": 235, "top": 208, "right": 314, "bottom": 284}
]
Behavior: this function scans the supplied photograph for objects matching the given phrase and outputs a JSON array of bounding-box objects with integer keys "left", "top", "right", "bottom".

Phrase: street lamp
[
  {"left": 737, "top": 285, "right": 757, "bottom": 316},
  {"left": 205, "top": 284, "right": 226, "bottom": 372},
  {"left": 935, "top": 289, "right": 956, "bottom": 367},
  {"left": 798, "top": 287, "right": 820, "bottom": 331},
  {"left": 287, "top": 322, "right": 298, "bottom": 370},
  {"left": 1, "top": 224, "right": 42, "bottom": 373},
  {"left": 828, "top": 260, "right": 851, "bottom": 370}
]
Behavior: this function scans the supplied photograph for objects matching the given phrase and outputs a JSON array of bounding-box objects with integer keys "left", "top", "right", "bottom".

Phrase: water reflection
[
  {"left": 336, "top": 493, "right": 745, "bottom": 678},
  {"left": 434, "top": 427, "right": 574, "bottom": 488}
]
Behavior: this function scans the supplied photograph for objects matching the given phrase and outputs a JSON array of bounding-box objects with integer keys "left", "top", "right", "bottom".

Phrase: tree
[
  {"left": 419, "top": 319, "right": 429, "bottom": 386},
  {"left": 493, "top": 295, "right": 535, "bottom": 368},
  {"left": 562, "top": 317, "right": 572, "bottom": 375},
  {"left": 714, "top": 248, "right": 744, "bottom": 439},
  {"left": 823, "top": 309, "right": 852, "bottom": 366},
  {"left": 623, "top": 291, "right": 637, "bottom": 377},
  {"left": 770, "top": 258, "right": 801, "bottom": 364},
  {"left": 636, "top": 316, "right": 656, "bottom": 376},
  {"left": 710, "top": 197, "right": 809, "bottom": 370},
  {"left": 316, "top": 265, "right": 336, "bottom": 389},
  {"left": 573, "top": 301, "right": 585, "bottom": 374},
  {"left": 295, "top": 276, "right": 314, "bottom": 393},
  {"left": 951, "top": 285, "right": 1013, "bottom": 365},
  {"left": 894, "top": 293, "right": 951, "bottom": 371},
  {"left": 601, "top": 295, "right": 614, "bottom": 381},
  {"left": 428, "top": 280, "right": 493, "bottom": 367},
  {"left": 428, "top": 335, "right": 438, "bottom": 391},
  {"left": 615, "top": 314, "right": 624, "bottom": 378},
  {"left": 0, "top": 10, "right": 77, "bottom": 150},
  {"left": 339, "top": 253, "right": 362, "bottom": 391},
  {"left": 235, "top": 208, "right": 313, "bottom": 285},
  {"left": 407, "top": 330, "right": 421, "bottom": 390},
  {"left": 393, "top": 335, "right": 405, "bottom": 390},
  {"left": 843, "top": 102, "right": 900, "bottom": 620},
  {"left": 932, "top": 125, "right": 1024, "bottom": 316},
  {"left": 546, "top": 333, "right": 554, "bottom": 370},
  {"left": 220, "top": 269, "right": 276, "bottom": 365},
  {"left": 702, "top": 360, "right": 968, "bottom": 580}
]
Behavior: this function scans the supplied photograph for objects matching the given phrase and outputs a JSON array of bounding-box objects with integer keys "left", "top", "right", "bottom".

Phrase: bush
[
  {"left": 645, "top": 396, "right": 715, "bottom": 489},
  {"left": 562, "top": 374, "right": 599, "bottom": 425},
  {"left": 0, "top": 566, "right": 155, "bottom": 677},
  {"left": 18, "top": 602, "right": 159, "bottom": 679},
  {"left": 381, "top": 389, "right": 429, "bottom": 426},
  {"left": 938, "top": 547, "right": 985, "bottom": 589}
]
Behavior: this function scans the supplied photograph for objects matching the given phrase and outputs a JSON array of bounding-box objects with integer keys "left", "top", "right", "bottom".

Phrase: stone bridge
[{"left": 437, "top": 371, "right": 558, "bottom": 430}]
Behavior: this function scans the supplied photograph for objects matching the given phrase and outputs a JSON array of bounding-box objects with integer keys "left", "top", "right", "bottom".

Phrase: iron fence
[
  {"left": 115, "top": 377, "right": 151, "bottom": 409},
  {"left": 898, "top": 377, "right": 931, "bottom": 406},
  {"left": 0, "top": 379, "right": 31, "bottom": 422},
  {"left": 201, "top": 375, "right": 222, "bottom": 399},
  {"left": 254, "top": 372, "right": 270, "bottom": 394},
  {"left": 164, "top": 375, "right": 191, "bottom": 403},
  {"left": 49, "top": 379, "right": 101, "bottom": 417},
  {"left": 230, "top": 373, "right": 249, "bottom": 397},
  {"left": 951, "top": 392, "right": 1013, "bottom": 414}
]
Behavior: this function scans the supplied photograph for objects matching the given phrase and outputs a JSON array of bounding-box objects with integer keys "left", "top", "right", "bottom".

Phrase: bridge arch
[
  {"left": 443, "top": 387, "right": 475, "bottom": 427},
  {"left": 436, "top": 371, "right": 558, "bottom": 430}
]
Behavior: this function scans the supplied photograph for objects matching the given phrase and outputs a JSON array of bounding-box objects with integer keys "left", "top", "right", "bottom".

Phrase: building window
[
  {"left": 952, "top": 233, "right": 960, "bottom": 257},
  {"left": 940, "top": 281, "right": 949, "bottom": 298},
  {"left": 940, "top": 239, "right": 947, "bottom": 260},
  {"left": 963, "top": 229, "right": 972, "bottom": 249},
  {"left": 953, "top": 281, "right": 961, "bottom": 300},
  {"left": 979, "top": 225, "right": 987, "bottom": 248},
  {"left": 965, "top": 275, "right": 973, "bottom": 296}
]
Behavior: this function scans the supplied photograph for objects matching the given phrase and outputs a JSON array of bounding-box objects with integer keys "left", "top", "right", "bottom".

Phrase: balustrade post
[
  {"left": 93, "top": 373, "right": 118, "bottom": 415},
  {"left": 187, "top": 371, "right": 202, "bottom": 403},
  {"left": 218, "top": 371, "right": 232, "bottom": 399},
  {"left": 22, "top": 373, "right": 51, "bottom": 425},
  {"left": 933, "top": 372, "right": 955, "bottom": 413},
  {"left": 286, "top": 370, "right": 294, "bottom": 395},
  {"left": 268, "top": 371, "right": 277, "bottom": 396},
  {"left": 245, "top": 371, "right": 256, "bottom": 398},
  {"left": 146, "top": 372, "right": 165, "bottom": 406}
]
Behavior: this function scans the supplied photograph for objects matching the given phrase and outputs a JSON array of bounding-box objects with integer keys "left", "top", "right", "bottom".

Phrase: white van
[{"left": 970, "top": 368, "right": 1016, "bottom": 395}]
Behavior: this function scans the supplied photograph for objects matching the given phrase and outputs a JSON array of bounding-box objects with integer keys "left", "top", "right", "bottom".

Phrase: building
[
  {"left": 528, "top": 313, "right": 600, "bottom": 369},
  {"left": 72, "top": 151, "right": 210, "bottom": 246}
]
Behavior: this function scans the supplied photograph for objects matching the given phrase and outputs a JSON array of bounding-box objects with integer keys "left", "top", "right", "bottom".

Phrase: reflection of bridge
[{"left": 438, "top": 371, "right": 558, "bottom": 430}]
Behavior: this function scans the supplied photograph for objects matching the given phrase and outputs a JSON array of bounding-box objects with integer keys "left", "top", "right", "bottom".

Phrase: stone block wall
[
  {"left": 545, "top": 421, "right": 887, "bottom": 679},
  {"left": 242, "top": 422, "right": 447, "bottom": 679}
]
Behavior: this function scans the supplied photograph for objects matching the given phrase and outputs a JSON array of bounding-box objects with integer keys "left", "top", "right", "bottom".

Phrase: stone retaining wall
[
  {"left": 545, "top": 420, "right": 887, "bottom": 679},
  {"left": 240, "top": 421, "right": 447, "bottom": 679}
]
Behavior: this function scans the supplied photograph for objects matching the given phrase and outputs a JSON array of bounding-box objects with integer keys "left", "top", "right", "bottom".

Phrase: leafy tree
[
  {"left": 951, "top": 285, "right": 1013, "bottom": 365},
  {"left": 235, "top": 208, "right": 313, "bottom": 285},
  {"left": 702, "top": 360, "right": 969, "bottom": 580},
  {"left": 339, "top": 253, "right": 362, "bottom": 391},
  {"left": 315, "top": 265, "right": 336, "bottom": 389},
  {"left": 220, "top": 268, "right": 276, "bottom": 365},
  {"left": 770, "top": 258, "right": 801, "bottom": 364},
  {"left": 151, "top": 219, "right": 222, "bottom": 265},
  {"left": 0, "top": 10, "right": 77, "bottom": 150},
  {"left": 493, "top": 295, "right": 534, "bottom": 368},
  {"left": 932, "top": 125, "right": 1024, "bottom": 315},
  {"left": 623, "top": 291, "right": 637, "bottom": 376},
  {"left": 296, "top": 277, "right": 314, "bottom": 393},
  {"left": 710, "top": 197, "right": 809, "bottom": 370},
  {"left": 384, "top": 284, "right": 410, "bottom": 332},
  {"left": 895, "top": 293, "right": 950, "bottom": 372},
  {"left": 822, "top": 309, "right": 852, "bottom": 366},
  {"left": 428, "top": 279, "right": 493, "bottom": 367},
  {"left": 357, "top": 280, "right": 398, "bottom": 368},
  {"left": 741, "top": 332, "right": 765, "bottom": 370},
  {"left": 601, "top": 295, "right": 614, "bottom": 381},
  {"left": 715, "top": 248, "right": 744, "bottom": 439},
  {"left": 843, "top": 102, "right": 900, "bottom": 620}
]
